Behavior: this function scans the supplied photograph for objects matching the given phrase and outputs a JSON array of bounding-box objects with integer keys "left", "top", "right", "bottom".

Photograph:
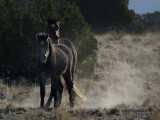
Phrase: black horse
[
  {"left": 36, "top": 32, "right": 75, "bottom": 108},
  {"left": 46, "top": 17, "right": 77, "bottom": 82}
]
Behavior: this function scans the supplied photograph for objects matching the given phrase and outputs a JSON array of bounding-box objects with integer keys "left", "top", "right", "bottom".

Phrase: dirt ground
[{"left": 0, "top": 105, "right": 160, "bottom": 120}]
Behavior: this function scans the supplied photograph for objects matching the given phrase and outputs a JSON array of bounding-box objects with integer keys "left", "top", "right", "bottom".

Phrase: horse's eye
[
  {"left": 46, "top": 39, "right": 49, "bottom": 43},
  {"left": 45, "top": 42, "right": 48, "bottom": 46},
  {"left": 40, "top": 41, "right": 44, "bottom": 45},
  {"left": 51, "top": 24, "right": 55, "bottom": 28}
]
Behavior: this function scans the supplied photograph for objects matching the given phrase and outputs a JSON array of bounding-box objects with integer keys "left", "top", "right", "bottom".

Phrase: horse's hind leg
[
  {"left": 63, "top": 71, "right": 75, "bottom": 108},
  {"left": 72, "top": 51, "right": 77, "bottom": 81}
]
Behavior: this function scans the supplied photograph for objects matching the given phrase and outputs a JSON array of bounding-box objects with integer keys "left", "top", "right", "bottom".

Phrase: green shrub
[{"left": 0, "top": 0, "right": 97, "bottom": 82}]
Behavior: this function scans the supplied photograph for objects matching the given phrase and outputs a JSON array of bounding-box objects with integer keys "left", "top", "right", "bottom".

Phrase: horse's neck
[
  {"left": 46, "top": 26, "right": 59, "bottom": 44},
  {"left": 51, "top": 32, "right": 59, "bottom": 44},
  {"left": 48, "top": 39, "right": 56, "bottom": 64},
  {"left": 52, "top": 32, "right": 58, "bottom": 40}
]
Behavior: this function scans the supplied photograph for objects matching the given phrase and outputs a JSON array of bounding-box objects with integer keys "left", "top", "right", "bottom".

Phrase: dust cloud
[{"left": 76, "top": 62, "right": 146, "bottom": 109}]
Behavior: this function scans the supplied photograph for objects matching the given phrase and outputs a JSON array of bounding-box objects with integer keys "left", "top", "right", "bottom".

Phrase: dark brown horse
[
  {"left": 36, "top": 32, "right": 75, "bottom": 108},
  {"left": 46, "top": 17, "right": 77, "bottom": 82}
]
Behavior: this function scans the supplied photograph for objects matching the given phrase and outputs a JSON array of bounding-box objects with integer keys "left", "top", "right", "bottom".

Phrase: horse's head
[
  {"left": 46, "top": 17, "right": 60, "bottom": 44},
  {"left": 36, "top": 33, "right": 50, "bottom": 63},
  {"left": 47, "top": 17, "right": 59, "bottom": 31}
]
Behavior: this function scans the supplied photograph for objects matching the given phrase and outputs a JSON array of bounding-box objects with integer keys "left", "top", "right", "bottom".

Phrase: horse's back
[
  {"left": 50, "top": 45, "right": 69, "bottom": 75},
  {"left": 59, "top": 38, "right": 77, "bottom": 71},
  {"left": 56, "top": 44, "right": 73, "bottom": 68},
  {"left": 59, "top": 38, "right": 77, "bottom": 58},
  {"left": 56, "top": 44, "right": 72, "bottom": 59}
]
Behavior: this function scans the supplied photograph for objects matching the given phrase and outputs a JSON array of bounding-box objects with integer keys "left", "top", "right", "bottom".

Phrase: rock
[
  {"left": 107, "top": 108, "right": 119, "bottom": 115},
  {"left": 91, "top": 109, "right": 103, "bottom": 117}
]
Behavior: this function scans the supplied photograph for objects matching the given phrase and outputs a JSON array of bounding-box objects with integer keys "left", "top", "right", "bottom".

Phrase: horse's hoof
[
  {"left": 40, "top": 105, "right": 44, "bottom": 109},
  {"left": 54, "top": 105, "right": 58, "bottom": 109},
  {"left": 44, "top": 105, "right": 52, "bottom": 111},
  {"left": 44, "top": 104, "right": 49, "bottom": 109},
  {"left": 70, "top": 103, "right": 74, "bottom": 108},
  {"left": 44, "top": 107, "right": 52, "bottom": 111}
]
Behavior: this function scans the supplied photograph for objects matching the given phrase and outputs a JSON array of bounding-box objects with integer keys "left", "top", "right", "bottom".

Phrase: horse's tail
[{"left": 73, "top": 81, "right": 87, "bottom": 101}]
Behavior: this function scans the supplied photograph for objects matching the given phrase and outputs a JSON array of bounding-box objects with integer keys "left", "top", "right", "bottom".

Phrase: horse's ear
[
  {"left": 56, "top": 17, "right": 60, "bottom": 27},
  {"left": 47, "top": 16, "right": 50, "bottom": 23},
  {"left": 44, "top": 33, "right": 49, "bottom": 39},
  {"left": 46, "top": 33, "right": 49, "bottom": 38},
  {"left": 56, "top": 17, "right": 60, "bottom": 22},
  {"left": 36, "top": 33, "right": 40, "bottom": 39}
]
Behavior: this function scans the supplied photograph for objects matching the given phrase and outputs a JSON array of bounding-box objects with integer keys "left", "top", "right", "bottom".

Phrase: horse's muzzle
[{"left": 41, "top": 59, "right": 47, "bottom": 63}]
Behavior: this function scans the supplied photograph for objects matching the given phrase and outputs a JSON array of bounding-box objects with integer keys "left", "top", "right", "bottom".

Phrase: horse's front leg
[
  {"left": 56, "top": 76, "right": 63, "bottom": 107},
  {"left": 45, "top": 86, "right": 54, "bottom": 108},
  {"left": 45, "top": 76, "right": 57, "bottom": 108},
  {"left": 39, "top": 72, "right": 46, "bottom": 108}
]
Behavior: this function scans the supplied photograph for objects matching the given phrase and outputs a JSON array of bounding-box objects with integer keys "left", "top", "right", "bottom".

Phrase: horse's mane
[{"left": 48, "top": 37, "right": 56, "bottom": 64}]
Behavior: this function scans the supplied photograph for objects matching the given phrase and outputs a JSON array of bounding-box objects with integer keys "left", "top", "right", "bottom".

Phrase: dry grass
[
  {"left": 0, "top": 32, "right": 160, "bottom": 119},
  {"left": 75, "top": 32, "right": 160, "bottom": 109},
  {"left": 93, "top": 32, "right": 160, "bottom": 108}
]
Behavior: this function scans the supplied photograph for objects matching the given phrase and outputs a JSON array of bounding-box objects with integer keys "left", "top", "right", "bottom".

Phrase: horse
[
  {"left": 46, "top": 17, "right": 77, "bottom": 83},
  {"left": 36, "top": 32, "right": 75, "bottom": 108}
]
